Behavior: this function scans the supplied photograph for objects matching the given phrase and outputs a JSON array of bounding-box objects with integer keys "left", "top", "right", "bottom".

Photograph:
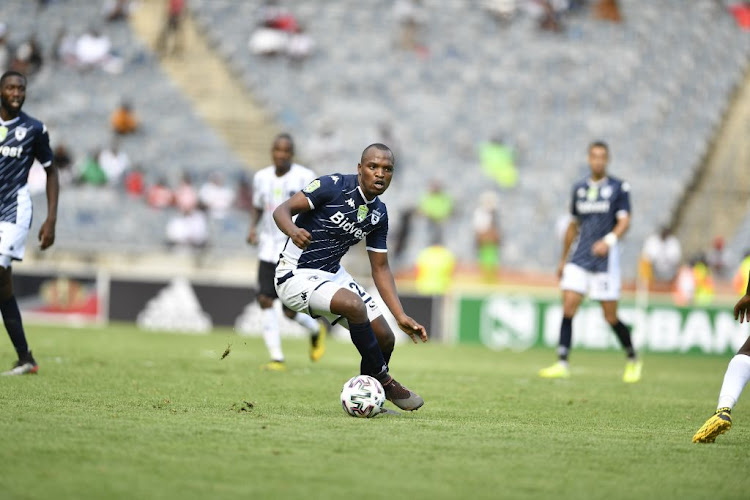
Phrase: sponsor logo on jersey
[
  {"left": 14, "top": 127, "right": 27, "bottom": 141},
  {"left": 357, "top": 205, "right": 369, "bottom": 222},
  {"left": 331, "top": 175, "right": 339, "bottom": 184},
  {"left": 303, "top": 180, "right": 321, "bottom": 193},
  {"left": 0, "top": 145, "right": 23, "bottom": 158},
  {"left": 371, "top": 209, "right": 382, "bottom": 225},
  {"left": 329, "top": 211, "right": 369, "bottom": 240},
  {"left": 345, "top": 198, "right": 355, "bottom": 208},
  {"left": 576, "top": 200, "right": 610, "bottom": 214}
]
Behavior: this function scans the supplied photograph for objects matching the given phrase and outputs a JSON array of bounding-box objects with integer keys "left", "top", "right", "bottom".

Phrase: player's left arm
[
  {"left": 37, "top": 124, "right": 58, "bottom": 250},
  {"left": 368, "top": 250, "right": 428, "bottom": 344},
  {"left": 592, "top": 182, "right": 631, "bottom": 257}
]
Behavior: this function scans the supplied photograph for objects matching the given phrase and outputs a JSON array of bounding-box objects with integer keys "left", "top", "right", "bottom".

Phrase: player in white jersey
[
  {"left": 247, "top": 134, "right": 326, "bottom": 371},
  {"left": 0, "top": 71, "right": 59, "bottom": 376}
]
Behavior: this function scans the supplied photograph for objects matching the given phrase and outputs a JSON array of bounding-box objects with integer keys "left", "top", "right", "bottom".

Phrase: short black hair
[
  {"left": 273, "top": 132, "right": 294, "bottom": 153},
  {"left": 588, "top": 140, "right": 609, "bottom": 154},
  {"left": 360, "top": 143, "right": 394, "bottom": 164},
  {"left": 0, "top": 70, "right": 26, "bottom": 87}
]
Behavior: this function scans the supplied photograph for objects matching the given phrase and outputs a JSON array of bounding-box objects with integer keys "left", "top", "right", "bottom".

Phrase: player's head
[
  {"left": 587, "top": 140, "right": 609, "bottom": 179},
  {"left": 358, "top": 143, "right": 394, "bottom": 200},
  {"left": 271, "top": 133, "right": 294, "bottom": 170},
  {"left": 0, "top": 71, "right": 27, "bottom": 116}
]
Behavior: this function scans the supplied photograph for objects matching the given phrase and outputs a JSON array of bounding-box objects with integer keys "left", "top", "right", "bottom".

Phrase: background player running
[
  {"left": 692, "top": 274, "right": 750, "bottom": 443},
  {"left": 273, "top": 143, "right": 426, "bottom": 411},
  {"left": 539, "top": 141, "right": 641, "bottom": 383},
  {"left": 248, "top": 133, "right": 327, "bottom": 371},
  {"left": 0, "top": 71, "right": 59, "bottom": 376}
]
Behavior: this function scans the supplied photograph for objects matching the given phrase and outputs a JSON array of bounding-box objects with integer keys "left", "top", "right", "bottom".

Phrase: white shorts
[
  {"left": 560, "top": 262, "right": 621, "bottom": 301},
  {"left": 0, "top": 222, "right": 30, "bottom": 268},
  {"left": 275, "top": 262, "right": 383, "bottom": 325}
]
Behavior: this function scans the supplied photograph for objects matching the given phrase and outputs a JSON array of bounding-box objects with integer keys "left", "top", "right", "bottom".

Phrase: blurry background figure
[
  {"left": 111, "top": 99, "right": 139, "bottom": 135},
  {"left": 124, "top": 165, "right": 145, "bottom": 198},
  {"left": 483, "top": 0, "right": 517, "bottom": 24},
  {"left": 415, "top": 243, "right": 455, "bottom": 296},
  {"left": 199, "top": 172, "right": 235, "bottom": 220},
  {"left": 146, "top": 177, "right": 174, "bottom": 209},
  {"left": 732, "top": 249, "right": 750, "bottom": 295},
  {"left": 641, "top": 226, "right": 682, "bottom": 285},
  {"left": 707, "top": 236, "right": 731, "bottom": 279},
  {"left": 156, "top": 0, "right": 186, "bottom": 56},
  {"left": 51, "top": 27, "right": 77, "bottom": 67},
  {"left": 473, "top": 191, "right": 502, "bottom": 281},
  {"left": 418, "top": 179, "right": 454, "bottom": 245},
  {"left": 0, "top": 23, "right": 10, "bottom": 73},
  {"left": 11, "top": 35, "right": 43, "bottom": 77},
  {"left": 287, "top": 26, "right": 315, "bottom": 63},
  {"left": 52, "top": 144, "right": 75, "bottom": 186},
  {"left": 393, "top": 0, "right": 427, "bottom": 52},
  {"left": 391, "top": 208, "right": 415, "bottom": 264},
  {"left": 235, "top": 174, "right": 253, "bottom": 212},
  {"left": 76, "top": 149, "right": 107, "bottom": 186},
  {"left": 75, "top": 27, "right": 113, "bottom": 70},
  {"left": 103, "top": 0, "right": 133, "bottom": 23},
  {"left": 174, "top": 171, "right": 199, "bottom": 213},
  {"left": 674, "top": 254, "right": 714, "bottom": 306},
  {"left": 98, "top": 140, "right": 130, "bottom": 186},
  {"left": 479, "top": 135, "right": 518, "bottom": 189},
  {"left": 166, "top": 206, "right": 209, "bottom": 253},
  {"left": 593, "top": 0, "right": 622, "bottom": 22}
]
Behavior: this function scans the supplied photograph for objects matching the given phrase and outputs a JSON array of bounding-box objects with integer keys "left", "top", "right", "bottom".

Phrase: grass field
[{"left": 0, "top": 324, "right": 748, "bottom": 500}]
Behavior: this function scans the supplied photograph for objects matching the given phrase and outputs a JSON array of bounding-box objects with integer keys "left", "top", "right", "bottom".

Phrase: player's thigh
[
  {"left": 560, "top": 264, "right": 587, "bottom": 316},
  {"left": 329, "top": 267, "right": 382, "bottom": 322},
  {"left": 589, "top": 269, "right": 621, "bottom": 303}
]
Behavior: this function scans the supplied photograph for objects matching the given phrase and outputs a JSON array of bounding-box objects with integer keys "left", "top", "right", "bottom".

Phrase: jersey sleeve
[
  {"left": 365, "top": 209, "right": 388, "bottom": 253},
  {"left": 251, "top": 173, "right": 264, "bottom": 209},
  {"left": 301, "top": 174, "right": 338, "bottom": 209},
  {"left": 34, "top": 123, "right": 53, "bottom": 168},
  {"left": 614, "top": 181, "right": 631, "bottom": 218},
  {"left": 570, "top": 185, "right": 579, "bottom": 219}
]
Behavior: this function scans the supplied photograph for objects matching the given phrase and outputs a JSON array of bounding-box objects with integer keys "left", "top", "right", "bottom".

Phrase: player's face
[
  {"left": 588, "top": 146, "right": 608, "bottom": 179},
  {"left": 0, "top": 76, "right": 26, "bottom": 116},
  {"left": 358, "top": 150, "right": 394, "bottom": 200},
  {"left": 272, "top": 138, "right": 293, "bottom": 170}
]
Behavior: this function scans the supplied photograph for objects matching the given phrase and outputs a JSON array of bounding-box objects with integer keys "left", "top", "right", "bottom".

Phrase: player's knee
[
  {"left": 604, "top": 312, "right": 618, "bottom": 325},
  {"left": 340, "top": 296, "right": 368, "bottom": 323},
  {"left": 257, "top": 295, "right": 274, "bottom": 309}
]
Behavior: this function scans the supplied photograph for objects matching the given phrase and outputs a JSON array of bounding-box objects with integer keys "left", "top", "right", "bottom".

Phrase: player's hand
[
  {"left": 591, "top": 240, "right": 610, "bottom": 257},
  {"left": 397, "top": 315, "right": 428, "bottom": 344},
  {"left": 38, "top": 218, "right": 56, "bottom": 250},
  {"left": 734, "top": 294, "right": 750, "bottom": 323},
  {"left": 247, "top": 228, "right": 258, "bottom": 245},
  {"left": 289, "top": 226, "right": 312, "bottom": 249}
]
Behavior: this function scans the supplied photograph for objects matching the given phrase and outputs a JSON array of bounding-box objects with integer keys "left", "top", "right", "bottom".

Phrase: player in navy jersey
[
  {"left": 539, "top": 141, "right": 642, "bottom": 382},
  {"left": 0, "top": 71, "right": 59, "bottom": 376},
  {"left": 273, "top": 143, "right": 426, "bottom": 411}
]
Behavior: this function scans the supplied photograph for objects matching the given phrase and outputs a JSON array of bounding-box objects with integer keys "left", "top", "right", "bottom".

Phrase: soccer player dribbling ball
[
  {"left": 0, "top": 71, "right": 59, "bottom": 375},
  {"left": 273, "top": 143, "right": 426, "bottom": 411},
  {"left": 692, "top": 280, "right": 750, "bottom": 443},
  {"left": 539, "top": 141, "right": 642, "bottom": 383}
]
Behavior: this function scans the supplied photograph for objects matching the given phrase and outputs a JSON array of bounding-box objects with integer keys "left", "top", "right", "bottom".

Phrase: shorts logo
[
  {"left": 301, "top": 291, "right": 308, "bottom": 302},
  {"left": 0, "top": 126, "right": 7, "bottom": 142},
  {"left": 14, "top": 127, "right": 27, "bottom": 142},
  {"left": 371, "top": 209, "right": 382, "bottom": 225},
  {"left": 303, "top": 180, "right": 321, "bottom": 193},
  {"left": 307, "top": 275, "right": 320, "bottom": 281},
  {"left": 357, "top": 205, "right": 369, "bottom": 222}
]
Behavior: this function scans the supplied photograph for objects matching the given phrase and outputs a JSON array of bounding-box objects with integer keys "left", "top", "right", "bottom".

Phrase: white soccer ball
[{"left": 340, "top": 375, "right": 386, "bottom": 418}]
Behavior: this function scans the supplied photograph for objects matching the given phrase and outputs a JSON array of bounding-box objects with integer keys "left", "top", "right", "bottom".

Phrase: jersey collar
[
  {"left": 587, "top": 176, "right": 608, "bottom": 187},
  {"left": 357, "top": 185, "right": 379, "bottom": 204},
  {"left": 0, "top": 115, "right": 20, "bottom": 126}
]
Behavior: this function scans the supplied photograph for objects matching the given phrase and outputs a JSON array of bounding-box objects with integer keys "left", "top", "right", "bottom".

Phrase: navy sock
[
  {"left": 558, "top": 317, "right": 573, "bottom": 361},
  {"left": 1, "top": 296, "right": 28, "bottom": 358},
  {"left": 611, "top": 320, "right": 636, "bottom": 359},
  {"left": 349, "top": 321, "right": 388, "bottom": 382}
]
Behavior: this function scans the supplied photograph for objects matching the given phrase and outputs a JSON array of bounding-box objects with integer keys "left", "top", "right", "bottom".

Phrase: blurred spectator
[
  {"left": 732, "top": 249, "right": 750, "bottom": 295},
  {"left": 75, "top": 28, "right": 112, "bottom": 69},
  {"left": 103, "top": 0, "right": 133, "bottom": 22},
  {"left": 98, "top": 141, "right": 130, "bottom": 185},
  {"left": 156, "top": 0, "right": 187, "bottom": 56},
  {"left": 415, "top": 244, "right": 455, "bottom": 295},
  {"left": 174, "top": 172, "right": 199, "bottom": 212},
  {"left": 0, "top": 23, "right": 10, "bottom": 73},
  {"left": 479, "top": 135, "right": 518, "bottom": 189},
  {"left": 166, "top": 207, "right": 209, "bottom": 251},
  {"left": 473, "top": 191, "right": 502, "bottom": 280},
  {"left": 11, "top": 36, "right": 43, "bottom": 77},
  {"left": 146, "top": 178, "right": 174, "bottom": 209},
  {"left": 483, "top": 0, "right": 517, "bottom": 24},
  {"left": 537, "top": 0, "right": 564, "bottom": 32},
  {"left": 674, "top": 254, "right": 714, "bottom": 306},
  {"left": 249, "top": 26, "right": 289, "bottom": 56},
  {"left": 199, "top": 172, "right": 235, "bottom": 220},
  {"left": 77, "top": 151, "right": 108, "bottom": 186},
  {"left": 593, "top": 0, "right": 622, "bottom": 22},
  {"left": 111, "top": 100, "right": 139, "bottom": 135},
  {"left": 124, "top": 166, "right": 145, "bottom": 197},
  {"left": 641, "top": 227, "right": 682, "bottom": 283},
  {"left": 51, "top": 28, "right": 78, "bottom": 67},
  {"left": 259, "top": 0, "right": 299, "bottom": 32},
  {"left": 418, "top": 179, "right": 454, "bottom": 245},
  {"left": 287, "top": 26, "right": 315, "bottom": 62},
  {"left": 391, "top": 208, "right": 415, "bottom": 262},
  {"left": 52, "top": 144, "right": 75, "bottom": 186},
  {"left": 707, "top": 236, "right": 731, "bottom": 279},
  {"left": 394, "top": 0, "right": 427, "bottom": 51},
  {"left": 235, "top": 175, "right": 253, "bottom": 212}
]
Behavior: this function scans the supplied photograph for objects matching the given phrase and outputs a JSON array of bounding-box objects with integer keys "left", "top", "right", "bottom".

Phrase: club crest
[
  {"left": 14, "top": 126, "right": 27, "bottom": 142},
  {"left": 371, "top": 209, "right": 382, "bottom": 225},
  {"left": 357, "top": 205, "right": 369, "bottom": 222}
]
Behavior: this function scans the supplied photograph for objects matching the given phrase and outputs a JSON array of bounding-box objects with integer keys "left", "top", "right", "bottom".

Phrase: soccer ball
[{"left": 340, "top": 375, "right": 386, "bottom": 418}]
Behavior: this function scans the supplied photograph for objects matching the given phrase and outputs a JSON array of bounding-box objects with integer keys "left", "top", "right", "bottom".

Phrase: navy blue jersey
[
  {"left": 0, "top": 111, "right": 53, "bottom": 225},
  {"left": 280, "top": 173, "right": 388, "bottom": 273},
  {"left": 568, "top": 176, "right": 631, "bottom": 272}
]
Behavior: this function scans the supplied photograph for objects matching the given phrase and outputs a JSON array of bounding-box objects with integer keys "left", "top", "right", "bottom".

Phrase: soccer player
[
  {"left": 273, "top": 143, "right": 426, "bottom": 411},
  {"left": 0, "top": 71, "right": 59, "bottom": 376},
  {"left": 692, "top": 282, "right": 750, "bottom": 443},
  {"left": 248, "top": 133, "right": 327, "bottom": 371},
  {"left": 539, "top": 141, "right": 642, "bottom": 382}
]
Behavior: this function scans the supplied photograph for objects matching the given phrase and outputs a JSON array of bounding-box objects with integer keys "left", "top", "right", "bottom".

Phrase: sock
[
  {"left": 611, "top": 320, "right": 636, "bottom": 359},
  {"left": 293, "top": 312, "right": 319, "bottom": 335},
  {"left": 1, "top": 296, "right": 28, "bottom": 358},
  {"left": 349, "top": 321, "right": 388, "bottom": 382},
  {"left": 557, "top": 317, "right": 572, "bottom": 362},
  {"left": 717, "top": 354, "right": 750, "bottom": 411},
  {"left": 261, "top": 308, "right": 283, "bottom": 362}
]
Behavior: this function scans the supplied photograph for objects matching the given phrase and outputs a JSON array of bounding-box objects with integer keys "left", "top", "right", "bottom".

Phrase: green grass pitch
[{"left": 0, "top": 323, "right": 748, "bottom": 500}]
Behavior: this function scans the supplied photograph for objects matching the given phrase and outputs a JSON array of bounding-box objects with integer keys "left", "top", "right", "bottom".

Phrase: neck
[
  {"left": 358, "top": 181, "right": 374, "bottom": 201},
  {"left": 590, "top": 174, "right": 606, "bottom": 182},
  {"left": 275, "top": 165, "right": 291, "bottom": 176},
  {"left": 0, "top": 107, "right": 18, "bottom": 122}
]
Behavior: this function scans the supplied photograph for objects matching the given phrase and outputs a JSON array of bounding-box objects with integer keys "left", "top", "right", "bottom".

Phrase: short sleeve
[
  {"left": 570, "top": 185, "right": 579, "bottom": 218},
  {"left": 35, "top": 123, "right": 53, "bottom": 168},
  {"left": 614, "top": 181, "right": 631, "bottom": 218},
  {"left": 365, "top": 209, "right": 388, "bottom": 252},
  {"left": 302, "top": 174, "right": 338, "bottom": 209},
  {"left": 252, "top": 173, "right": 264, "bottom": 209}
]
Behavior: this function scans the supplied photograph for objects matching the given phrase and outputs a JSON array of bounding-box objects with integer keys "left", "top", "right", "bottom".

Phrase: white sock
[
  {"left": 293, "top": 312, "right": 319, "bottom": 334},
  {"left": 717, "top": 354, "right": 750, "bottom": 410},
  {"left": 261, "top": 308, "right": 283, "bottom": 362}
]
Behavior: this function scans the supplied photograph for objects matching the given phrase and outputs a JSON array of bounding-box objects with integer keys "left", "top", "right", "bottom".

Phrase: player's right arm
[
  {"left": 734, "top": 270, "right": 750, "bottom": 323},
  {"left": 558, "top": 219, "right": 579, "bottom": 279},
  {"left": 247, "top": 205, "right": 261, "bottom": 245},
  {"left": 273, "top": 191, "right": 313, "bottom": 249}
]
